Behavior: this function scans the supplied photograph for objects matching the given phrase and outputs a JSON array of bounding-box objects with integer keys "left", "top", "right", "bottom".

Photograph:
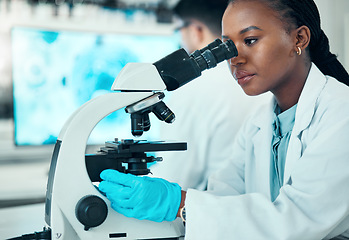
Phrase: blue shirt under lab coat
[{"left": 270, "top": 104, "right": 297, "bottom": 202}]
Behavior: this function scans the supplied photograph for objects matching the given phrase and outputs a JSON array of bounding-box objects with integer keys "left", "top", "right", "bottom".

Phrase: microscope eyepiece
[
  {"left": 190, "top": 38, "right": 222, "bottom": 58},
  {"left": 153, "top": 38, "right": 238, "bottom": 91},
  {"left": 191, "top": 39, "right": 237, "bottom": 71}
]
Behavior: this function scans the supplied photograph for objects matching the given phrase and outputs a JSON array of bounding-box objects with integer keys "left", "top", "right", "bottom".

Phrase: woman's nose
[
  {"left": 229, "top": 55, "right": 245, "bottom": 67},
  {"left": 229, "top": 46, "right": 246, "bottom": 67}
]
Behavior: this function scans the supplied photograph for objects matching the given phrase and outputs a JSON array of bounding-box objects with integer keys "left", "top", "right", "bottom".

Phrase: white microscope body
[
  {"left": 42, "top": 39, "right": 237, "bottom": 240},
  {"left": 45, "top": 63, "right": 186, "bottom": 240}
]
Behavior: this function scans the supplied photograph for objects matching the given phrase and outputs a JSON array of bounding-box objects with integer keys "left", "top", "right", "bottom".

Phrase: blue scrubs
[{"left": 270, "top": 104, "right": 297, "bottom": 202}]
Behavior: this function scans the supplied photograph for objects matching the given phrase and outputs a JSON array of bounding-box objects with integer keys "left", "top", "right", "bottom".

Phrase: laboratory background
[{"left": 0, "top": 0, "right": 348, "bottom": 239}]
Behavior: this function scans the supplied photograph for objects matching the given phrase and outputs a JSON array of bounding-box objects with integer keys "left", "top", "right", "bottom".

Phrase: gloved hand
[{"left": 99, "top": 169, "right": 182, "bottom": 222}]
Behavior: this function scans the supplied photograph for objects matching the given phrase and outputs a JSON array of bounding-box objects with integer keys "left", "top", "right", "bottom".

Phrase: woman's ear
[{"left": 295, "top": 25, "right": 311, "bottom": 53}]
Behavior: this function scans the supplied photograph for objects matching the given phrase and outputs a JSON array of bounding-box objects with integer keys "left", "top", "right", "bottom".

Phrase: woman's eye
[{"left": 245, "top": 38, "right": 258, "bottom": 46}]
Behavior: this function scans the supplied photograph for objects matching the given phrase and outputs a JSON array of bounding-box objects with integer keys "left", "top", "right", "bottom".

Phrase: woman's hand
[{"left": 99, "top": 169, "right": 182, "bottom": 222}]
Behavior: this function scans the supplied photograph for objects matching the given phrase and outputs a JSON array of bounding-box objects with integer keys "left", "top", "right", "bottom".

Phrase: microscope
[{"left": 8, "top": 39, "right": 237, "bottom": 240}]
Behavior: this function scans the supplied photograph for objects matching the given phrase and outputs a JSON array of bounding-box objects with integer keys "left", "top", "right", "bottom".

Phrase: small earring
[{"left": 297, "top": 47, "right": 302, "bottom": 56}]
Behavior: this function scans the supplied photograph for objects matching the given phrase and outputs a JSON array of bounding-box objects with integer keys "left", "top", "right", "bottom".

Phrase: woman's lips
[{"left": 234, "top": 71, "right": 256, "bottom": 86}]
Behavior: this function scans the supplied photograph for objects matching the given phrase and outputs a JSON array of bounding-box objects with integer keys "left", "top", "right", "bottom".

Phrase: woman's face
[{"left": 222, "top": 1, "right": 299, "bottom": 96}]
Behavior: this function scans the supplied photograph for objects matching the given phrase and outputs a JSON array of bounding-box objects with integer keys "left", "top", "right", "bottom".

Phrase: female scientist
[{"left": 99, "top": 0, "right": 349, "bottom": 239}]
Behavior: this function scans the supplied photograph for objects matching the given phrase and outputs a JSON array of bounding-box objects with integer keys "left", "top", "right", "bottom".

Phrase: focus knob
[{"left": 75, "top": 195, "right": 108, "bottom": 231}]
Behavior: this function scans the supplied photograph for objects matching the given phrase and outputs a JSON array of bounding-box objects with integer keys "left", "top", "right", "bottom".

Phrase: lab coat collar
[
  {"left": 283, "top": 63, "right": 327, "bottom": 182},
  {"left": 293, "top": 63, "right": 326, "bottom": 134},
  {"left": 250, "top": 96, "right": 275, "bottom": 129},
  {"left": 250, "top": 96, "right": 274, "bottom": 197}
]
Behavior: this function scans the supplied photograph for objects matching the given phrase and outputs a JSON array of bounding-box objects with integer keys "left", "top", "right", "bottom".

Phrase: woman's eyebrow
[
  {"left": 240, "top": 26, "right": 262, "bottom": 34},
  {"left": 222, "top": 26, "right": 263, "bottom": 39}
]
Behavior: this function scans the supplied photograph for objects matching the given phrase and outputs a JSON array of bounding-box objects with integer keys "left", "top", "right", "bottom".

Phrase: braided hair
[{"left": 228, "top": 0, "right": 349, "bottom": 85}]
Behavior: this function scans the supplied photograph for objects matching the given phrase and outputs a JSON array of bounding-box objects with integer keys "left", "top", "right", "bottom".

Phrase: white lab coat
[
  {"left": 150, "top": 62, "right": 269, "bottom": 190},
  {"left": 185, "top": 64, "right": 349, "bottom": 240}
]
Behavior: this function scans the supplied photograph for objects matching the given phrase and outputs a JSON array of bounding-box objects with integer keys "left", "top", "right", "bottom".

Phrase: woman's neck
[{"left": 272, "top": 63, "right": 311, "bottom": 112}]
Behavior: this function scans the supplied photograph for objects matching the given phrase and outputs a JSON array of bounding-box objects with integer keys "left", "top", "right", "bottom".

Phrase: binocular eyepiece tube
[
  {"left": 153, "top": 38, "right": 238, "bottom": 91},
  {"left": 190, "top": 38, "right": 237, "bottom": 71}
]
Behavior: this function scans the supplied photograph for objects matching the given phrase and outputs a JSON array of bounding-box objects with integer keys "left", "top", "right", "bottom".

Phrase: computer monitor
[{"left": 11, "top": 26, "right": 180, "bottom": 146}]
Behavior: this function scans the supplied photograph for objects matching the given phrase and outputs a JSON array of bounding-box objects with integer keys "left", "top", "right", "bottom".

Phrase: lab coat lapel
[
  {"left": 283, "top": 64, "right": 327, "bottom": 183},
  {"left": 251, "top": 98, "right": 275, "bottom": 197}
]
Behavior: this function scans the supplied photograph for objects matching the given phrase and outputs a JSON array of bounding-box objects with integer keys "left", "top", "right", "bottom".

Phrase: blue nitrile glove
[{"left": 99, "top": 169, "right": 182, "bottom": 222}]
